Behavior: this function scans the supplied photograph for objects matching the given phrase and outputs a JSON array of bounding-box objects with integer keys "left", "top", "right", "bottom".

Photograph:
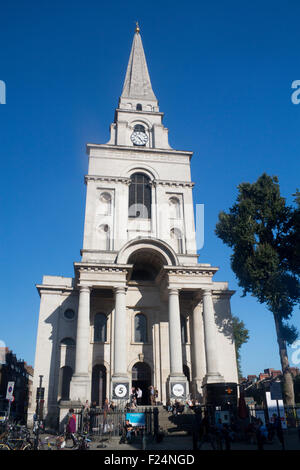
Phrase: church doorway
[
  {"left": 91, "top": 365, "right": 106, "bottom": 407},
  {"left": 132, "top": 362, "right": 152, "bottom": 405}
]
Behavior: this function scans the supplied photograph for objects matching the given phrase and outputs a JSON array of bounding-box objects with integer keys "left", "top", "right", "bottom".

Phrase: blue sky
[{"left": 0, "top": 0, "right": 299, "bottom": 377}]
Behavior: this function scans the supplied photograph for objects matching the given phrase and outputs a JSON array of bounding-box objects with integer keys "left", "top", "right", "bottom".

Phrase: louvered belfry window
[{"left": 128, "top": 172, "right": 151, "bottom": 219}]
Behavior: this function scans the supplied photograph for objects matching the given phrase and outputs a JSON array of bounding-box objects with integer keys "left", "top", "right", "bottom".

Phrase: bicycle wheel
[
  {"left": 0, "top": 444, "right": 10, "bottom": 450},
  {"left": 22, "top": 442, "right": 34, "bottom": 450}
]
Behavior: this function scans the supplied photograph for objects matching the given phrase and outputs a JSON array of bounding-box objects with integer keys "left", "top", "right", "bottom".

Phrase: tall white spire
[{"left": 121, "top": 24, "right": 157, "bottom": 103}]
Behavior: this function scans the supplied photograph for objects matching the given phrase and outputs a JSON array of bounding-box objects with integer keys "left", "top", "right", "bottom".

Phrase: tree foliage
[
  {"left": 232, "top": 315, "right": 249, "bottom": 378},
  {"left": 216, "top": 173, "right": 300, "bottom": 404}
]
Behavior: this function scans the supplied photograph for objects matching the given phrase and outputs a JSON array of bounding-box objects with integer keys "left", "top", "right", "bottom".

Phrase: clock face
[{"left": 131, "top": 131, "right": 148, "bottom": 146}]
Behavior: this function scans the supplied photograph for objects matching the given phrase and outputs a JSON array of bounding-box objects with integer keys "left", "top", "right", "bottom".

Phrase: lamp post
[{"left": 34, "top": 375, "right": 43, "bottom": 450}]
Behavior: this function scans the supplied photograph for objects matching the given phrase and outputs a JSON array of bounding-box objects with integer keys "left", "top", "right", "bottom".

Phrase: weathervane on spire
[{"left": 135, "top": 21, "right": 140, "bottom": 34}]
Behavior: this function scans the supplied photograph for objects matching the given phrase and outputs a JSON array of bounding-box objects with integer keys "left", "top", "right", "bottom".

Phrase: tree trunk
[{"left": 273, "top": 314, "right": 295, "bottom": 405}]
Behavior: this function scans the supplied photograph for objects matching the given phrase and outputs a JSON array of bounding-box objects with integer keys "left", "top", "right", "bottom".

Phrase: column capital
[
  {"left": 168, "top": 288, "right": 180, "bottom": 295},
  {"left": 114, "top": 286, "right": 127, "bottom": 295},
  {"left": 202, "top": 288, "right": 212, "bottom": 297},
  {"left": 78, "top": 285, "right": 91, "bottom": 293}
]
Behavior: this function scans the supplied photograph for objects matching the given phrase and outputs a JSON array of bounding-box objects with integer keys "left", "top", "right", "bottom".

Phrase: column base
[
  {"left": 168, "top": 375, "right": 189, "bottom": 401},
  {"left": 69, "top": 374, "right": 89, "bottom": 403},
  {"left": 202, "top": 372, "right": 225, "bottom": 385}
]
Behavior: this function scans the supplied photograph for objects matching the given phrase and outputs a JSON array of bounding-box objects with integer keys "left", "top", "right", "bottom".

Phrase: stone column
[
  {"left": 113, "top": 287, "right": 128, "bottom": 378},
  {"left": 70, "top": 285, "right": 91, "bottom": 402},
  {"left": 167, "top": 288, "right": 188, "bottom": 400},
  {"left": 202, "top": 289, "right": 224, "bottom": 384},
  {"left": 168, "top": 289, "right": 184, "bottom": 376},
  {"left": 192, "top": 301, "right": 206, "bottom": 396}
]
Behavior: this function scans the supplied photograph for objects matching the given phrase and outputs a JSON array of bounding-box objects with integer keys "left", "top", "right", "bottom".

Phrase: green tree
[
  {"left": 216, "top": 173, "right": 300, "bottom": 405},
  {"left": 232, "top": 315, "right": 249, "bottom": 378}
]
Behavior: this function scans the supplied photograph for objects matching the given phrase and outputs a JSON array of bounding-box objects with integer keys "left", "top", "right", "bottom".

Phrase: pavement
[{"left": 42, "top": 429, "right": 300, "bottom": 451}]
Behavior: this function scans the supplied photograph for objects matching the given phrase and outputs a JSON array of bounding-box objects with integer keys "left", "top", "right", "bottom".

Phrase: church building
[{"left": 29, "top": 25, "right": 238, "bottom": 426}]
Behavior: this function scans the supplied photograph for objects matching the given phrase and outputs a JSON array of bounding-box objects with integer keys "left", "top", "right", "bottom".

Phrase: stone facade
[{"left": 29, "top": 26, "right": 238, "bottom": 427}]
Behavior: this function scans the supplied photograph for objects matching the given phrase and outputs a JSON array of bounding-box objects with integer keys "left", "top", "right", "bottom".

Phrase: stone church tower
[{"left": 30, "top": 26, "right": 238, "bottom": 426}]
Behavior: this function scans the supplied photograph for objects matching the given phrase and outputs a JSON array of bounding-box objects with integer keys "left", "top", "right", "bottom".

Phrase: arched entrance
[
  {"left": 132, "top": 362, "right": 152, "bottom": 405},
  {"left": 91, "top": 365, "right": 106, "bottom": 407}
]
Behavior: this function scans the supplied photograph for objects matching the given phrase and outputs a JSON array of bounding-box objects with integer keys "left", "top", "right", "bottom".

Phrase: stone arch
[
  {"left": 129, "top": 116, "right": 152, "bottom": 130},
  {"left": 116, "top": 237, "right": 179, "bottom": 266},
  {"left": 124, "top": 163, "right": 159, "bottom": 180}
]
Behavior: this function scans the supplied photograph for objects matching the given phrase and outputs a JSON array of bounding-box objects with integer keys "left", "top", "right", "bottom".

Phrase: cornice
[
  {"left": 153, "top": 179, "right": 194, "bottom": 188},
  {"left": 115, "top": 108, "right": 164, "bottom": 117},
  {"left": 84, "top": 175, "right": 194, "bottom": 188},
  {"left": 86, "top": 143, "right": 193, "bottom": 158},
  {"left": 36, "top": 284, "right": 75, "bottom": 296},
  {"left": 85, "top": 175, "right": 131, "bottom": 185},
  {"left": 74, "top": 262, "right": 133, "bottom": 274},
  {"left": 162, "top": 266, "right": 219, "bottom": 277}
]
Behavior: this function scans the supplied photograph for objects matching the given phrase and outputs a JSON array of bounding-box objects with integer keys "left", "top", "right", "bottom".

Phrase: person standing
[
  {"left": 136, "top": 387, "right": 142, "bottom": 406},
  {"left": 82, "top": 400, "right": 90, "bottom": 432},
  {"left": 149, "top": 385, "right": 155, "bottom": 406},
  {"left": 66, "top": 408, "right": 77, "bottom": 448},
  {"left": 272, "top": 413, "right": 284, "bottom": 449},
  {"left": 255, "top": 419, "right": 266, "bottom": 451}
]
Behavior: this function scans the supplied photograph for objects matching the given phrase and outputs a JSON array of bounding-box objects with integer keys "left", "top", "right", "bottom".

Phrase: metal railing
[{"left": 74, "top": 407, "right": 159, "bottom": 439}]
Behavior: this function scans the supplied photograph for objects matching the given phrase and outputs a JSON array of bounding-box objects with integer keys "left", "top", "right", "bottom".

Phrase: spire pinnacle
[{"left": 120, "top": 27, "right": 157, "bottom": 103}]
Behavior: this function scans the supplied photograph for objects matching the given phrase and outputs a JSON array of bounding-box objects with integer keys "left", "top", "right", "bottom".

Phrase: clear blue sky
[{"left": 1, "top": 0, "right": 299, "bottom": 377}]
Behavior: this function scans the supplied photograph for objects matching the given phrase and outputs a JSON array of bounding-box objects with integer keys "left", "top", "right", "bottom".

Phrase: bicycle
[
  {"left": 71, "top": 432, "right": 91, "bottom": 450},
  {"left": 0, "top": 424, "right": 33, "bottom": 450}
]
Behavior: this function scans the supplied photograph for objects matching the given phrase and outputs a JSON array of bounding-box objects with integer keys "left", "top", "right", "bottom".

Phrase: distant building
[
  {"left": 0, "top": 348, "right": 33, "bottom": 423},
  {"left": 258, "top": 373, "right": 269, "bottom": 381},
  {"left": 264, "top": 368, "right": 281, "bottom": 378},
  {"left": 247, "top": 375, "right": 258, "bottom": 383}
]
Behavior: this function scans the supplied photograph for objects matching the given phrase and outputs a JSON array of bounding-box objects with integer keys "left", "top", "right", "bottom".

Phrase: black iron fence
[
  {"left": 248, "top": 404, "right": 300, "bottom": 428},
  {"left": 74, "top": 407, "right": 159, "bottom": 440}
]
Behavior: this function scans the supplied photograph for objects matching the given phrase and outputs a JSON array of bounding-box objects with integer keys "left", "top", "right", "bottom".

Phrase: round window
[{"left": 64, "top": 309, "right": 75, "bottom": 320}]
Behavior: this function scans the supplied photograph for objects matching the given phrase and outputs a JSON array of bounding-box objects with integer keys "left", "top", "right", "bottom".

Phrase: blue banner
[{"left": 125, "top": 412, "right": 145, "bottom": 427}]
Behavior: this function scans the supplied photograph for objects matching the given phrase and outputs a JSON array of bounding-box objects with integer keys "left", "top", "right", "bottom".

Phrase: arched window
[
  {"left": 94, "top": 313, "right": 107, "bottom": 342},
  {"left": 136, "top": 103, "right": 142, "bottom": 111},
  {"left": 91, "top": 365, "right": 106, "bottom": 406},
  {"left": 181, "top": 316, "right": 188, "bottom": 343},
  {"left": 170, "top": 228, "right": 183, "bottom": 253},
  {"left": 169, "top": 197, "right": 180, "bottom": 219},
  {"left": 99, "top": 192, "right": 112, "bottom": 215},
  {"left": 134, "top": 313, "right": 147, "bottom": 343},
  {"left": 134, "top": 124, "right": 145, "bottom": 132},
  {"left": 60, "top": 337, "right": 75, "bottom": 346},
  {"left": 59, "top": 366, "right": 73, "bottom": 400},
  {"left": 98, "top": 224, "right": 110, "bottom": 250},
  {"left": 128, "top": 173, "right": 151, "bottom": 219}
]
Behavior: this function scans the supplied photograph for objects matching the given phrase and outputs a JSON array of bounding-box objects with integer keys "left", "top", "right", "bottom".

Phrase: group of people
[
  {"left": 129, "top": 385, "right": 158, "bottom": 408},
  {"left": 192, "top": 409, "right": 286, "bottom": 451},
  {"left": 81, "top": 399, "right": 116, "bottom": 432},
  {"left": 245, "top": 413, "right": 284, "bottom": 449},
  {"left": 166, "top": 398, "right": 200, "bottom": 415}
]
